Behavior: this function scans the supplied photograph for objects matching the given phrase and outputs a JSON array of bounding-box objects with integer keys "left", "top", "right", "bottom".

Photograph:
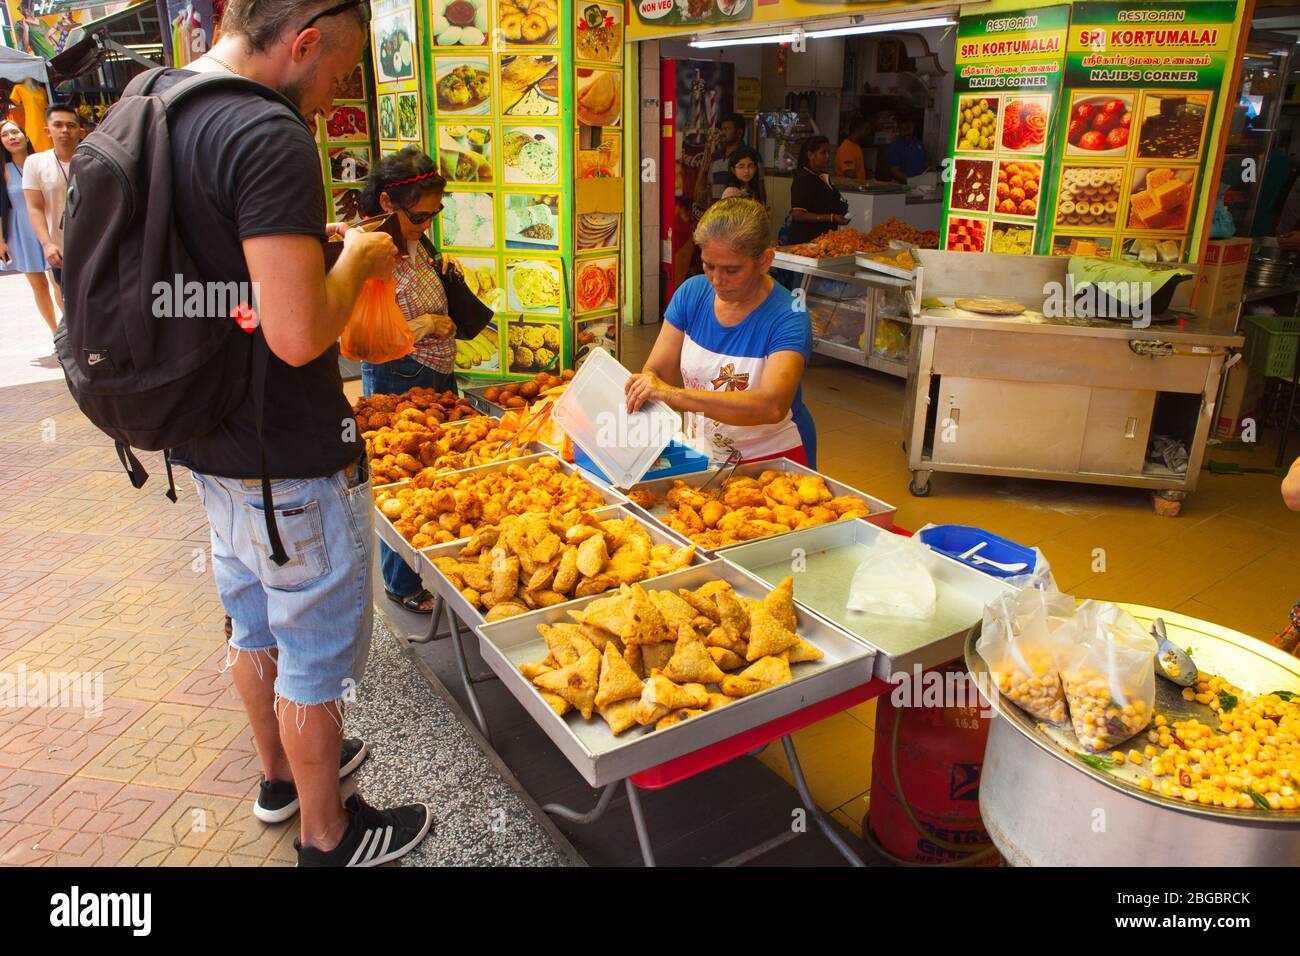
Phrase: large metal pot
[{"left": 967, "top": 604, "right": 1300, "bottom": 867}]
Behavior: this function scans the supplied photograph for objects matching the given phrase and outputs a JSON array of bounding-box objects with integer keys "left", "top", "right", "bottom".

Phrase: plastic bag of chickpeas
[
  {"left": 1058, "top": 601, "right": 1157, "bottom": 753},
  {"left": 978, "top": 588, "right": 1077, "bottom": 725}
]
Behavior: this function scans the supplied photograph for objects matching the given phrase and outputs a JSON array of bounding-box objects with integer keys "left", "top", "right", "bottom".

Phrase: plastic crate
[{"left": 1242, "top": 315, "right": 1300, "bottom": 379}]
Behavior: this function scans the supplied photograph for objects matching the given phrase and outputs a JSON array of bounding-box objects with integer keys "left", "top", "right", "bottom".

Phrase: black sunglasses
[
  {"left": 397, "top": 203, "right": 441, "bottom": 225},
  {"left": 300, "top": 0, "right": 370, "bottom": 32}
]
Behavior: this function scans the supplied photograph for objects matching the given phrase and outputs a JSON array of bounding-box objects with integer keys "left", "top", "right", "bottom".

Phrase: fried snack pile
[
  {"left": 516, "top": 576, "right": 824, "bottom": 734},
  {"left": 352, "top": 387, "right": 477, "bottom": 431},
  {"left": 365, "top": 413, "right": 527, "bottom": 485},
  {"left": 429, "top": 512, "right": 697, "bottom": 620},
  {"left": 481, "top": 370, "right": 571, "bottom": 411},
  {"left": 780, "top": 228, "right": 883, "bottom": 259},
  {"left": 375, "top": 456, "right": 607, "bottom": 549},
  {"left": 629, "top": 470, "right": 873, "bottom": 550}
]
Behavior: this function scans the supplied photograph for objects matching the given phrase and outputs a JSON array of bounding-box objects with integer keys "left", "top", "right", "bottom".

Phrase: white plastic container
[{"left": 550, "top": 347, "right": 681, "bottom": 488}]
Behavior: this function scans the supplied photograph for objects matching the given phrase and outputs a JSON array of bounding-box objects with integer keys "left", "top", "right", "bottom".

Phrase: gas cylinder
[{"left": 867, "top": 660, "right": 1000, "bottom": 865}]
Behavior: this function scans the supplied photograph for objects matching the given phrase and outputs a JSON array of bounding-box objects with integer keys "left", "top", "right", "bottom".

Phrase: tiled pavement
[{"left": 0, "top": 380, "right": 285, "bottom": 864}]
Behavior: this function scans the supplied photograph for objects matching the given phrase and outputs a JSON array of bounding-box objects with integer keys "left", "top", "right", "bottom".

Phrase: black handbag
[{"left": 421, "top": 235, "right": 494, "bottom": 341}]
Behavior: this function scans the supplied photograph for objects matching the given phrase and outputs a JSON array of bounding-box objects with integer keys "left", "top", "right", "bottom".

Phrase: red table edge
[{"left": 627, "top": 524, "right": 914, "bottom": 790}]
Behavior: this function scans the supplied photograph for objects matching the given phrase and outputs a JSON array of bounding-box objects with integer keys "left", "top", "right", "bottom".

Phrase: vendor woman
[
  {"left": 359, "top": 147, "right": 455, "bottom": 614},
  {"left": 626, "top": 197, "right": 817, "bottom": 466},
  {"left": 788, "top": 135, "right": 849, "bottom": 246}
]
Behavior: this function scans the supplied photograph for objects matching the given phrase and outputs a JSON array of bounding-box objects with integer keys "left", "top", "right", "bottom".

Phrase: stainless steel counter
[{"left": 903, "top": 250, "right": 1244, "bottom": 512}]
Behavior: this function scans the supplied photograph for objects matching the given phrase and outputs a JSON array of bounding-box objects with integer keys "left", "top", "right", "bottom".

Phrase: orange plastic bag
[{"left": 339, "top": 279, "right": 414, "bottom": 363}]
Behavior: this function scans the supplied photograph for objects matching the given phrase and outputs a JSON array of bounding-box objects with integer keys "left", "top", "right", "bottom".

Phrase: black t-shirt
[
  {"left": 788, "top": 168, "right": 847, "bottom": 245},
  {"left": 154, "top": 69, "right": 359, "bottom": 480}
]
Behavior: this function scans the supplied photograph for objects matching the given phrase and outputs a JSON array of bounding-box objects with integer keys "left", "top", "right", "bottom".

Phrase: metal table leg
[
  {"left": 542, "top": 782, "right": 618, "bottom": 823},
  {"left": 408, "top": 594, "right": 445, "bottom": 645},
  {"left": 447, "top": 611, "right": 490, "bottom": 739},
  {"left": 781, "top": 735, "right": 865, "bottom": 867},
  {"left": 624, "top": 779, "right": 657, "bottom": 867}
]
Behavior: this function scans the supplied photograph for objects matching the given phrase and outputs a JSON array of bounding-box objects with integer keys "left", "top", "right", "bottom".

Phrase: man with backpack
[{"left": 58, "top": 0, "right": 433, "bottom": 867}]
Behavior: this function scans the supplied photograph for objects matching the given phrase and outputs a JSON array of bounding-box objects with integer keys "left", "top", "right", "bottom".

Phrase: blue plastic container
[
  {"left": 917, "top": 525, "right": 1036, "bottom": 579},
  {"left": 573, "top": 439, "right": 710, "bottom": 487}
]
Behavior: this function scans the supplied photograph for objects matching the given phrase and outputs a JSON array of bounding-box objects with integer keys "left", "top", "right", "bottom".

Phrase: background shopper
[
  {"left": 0, "top": 119, "right": 56, "bottom": 333},
  {"left": 709, "top": 112, "right": 760, "bottom": 203},
  {"left": 721, "top": 145, "right": 767, "bottom": 207},
  {"left": 627, "top": 197, "right": 816, "bottom": 466},
  {"left": 358, "top": 147, "right": 454, "bottom": 614},
  {"left": 788, "top": 135, "right": 848, "bottom": 246},
  {"left": 23, "top": 102, "right": 79, "bottom": 296},
  {"left": 154, "top": 0, "right": 432, "bottom": 867}
]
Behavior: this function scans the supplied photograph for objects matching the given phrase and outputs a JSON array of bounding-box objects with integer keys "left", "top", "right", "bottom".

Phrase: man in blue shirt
[{"left": 887, "top": 119, "right": 928, "bottom": 183}]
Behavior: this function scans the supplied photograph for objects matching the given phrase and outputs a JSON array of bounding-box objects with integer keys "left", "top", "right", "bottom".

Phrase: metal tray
[
  {"left": 371, "top": 452, "right": 627, "bottom": 572},
  {"left": 773, "top": 250, "right": 860, "bottom": 268},
  {"left": 721, "top": 520, "right": 1012, "bottom": 678},
  {"left": 475, "top": 561, "right": 877, "bottom": 787},
  {"left": 418, "top": 504, "right": 703, "bottom": 629},
  {"left": 967, "top": 603, "right": 1300, "bottom": 824},
  {"left": 854, "top": 253, "right": 915, "bottom": 281},
  {"left": 463, "top": 383, "right": 511, "bottom": 417},
  {"left": 624, "top": 457, "right": 896, "bottom": 557}
]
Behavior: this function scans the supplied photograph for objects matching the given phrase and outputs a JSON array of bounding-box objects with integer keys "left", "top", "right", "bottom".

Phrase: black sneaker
[
  {"left": 296, "top": 793, "right": 433, "bottom": 867},
  {"left": 253, "top": 737, "right": 370, "bottom": 824}
]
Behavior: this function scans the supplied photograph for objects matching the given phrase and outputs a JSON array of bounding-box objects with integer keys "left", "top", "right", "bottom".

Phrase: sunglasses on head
[{"left": 300, "top": 0, "right": 370, "bottom": 32}]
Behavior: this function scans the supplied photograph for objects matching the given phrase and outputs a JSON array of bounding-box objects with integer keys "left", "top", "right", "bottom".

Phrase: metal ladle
[{"left": 1151, "top": 617, "right": 1198, "bottom": 686}]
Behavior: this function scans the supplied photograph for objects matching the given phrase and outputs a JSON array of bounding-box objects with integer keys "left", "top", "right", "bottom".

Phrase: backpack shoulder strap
[
  {"left": 155, "top": 71, "right": 303, "bottom": 123},
  {"left": 123, "top": 66, "right": 170, "bottom": 98}
]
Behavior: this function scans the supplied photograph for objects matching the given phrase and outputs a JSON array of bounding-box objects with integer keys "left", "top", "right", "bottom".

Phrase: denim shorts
[{"left": 192, "top": 458, "right": 374, "bottom": 706}]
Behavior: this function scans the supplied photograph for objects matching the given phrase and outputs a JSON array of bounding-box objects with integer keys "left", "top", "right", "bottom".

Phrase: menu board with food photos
[
  {"left": 1042, "top": 0, "right": 1240, "bottom": 262},
  {"left": 361, "top": 0, "right": 624, "bottom": 379},
  {"left": 941, "top": 6, "right": 1070, "bottom": 256},
  {"left": 317, "top": 61, "right": 375, "bottom": 226}
]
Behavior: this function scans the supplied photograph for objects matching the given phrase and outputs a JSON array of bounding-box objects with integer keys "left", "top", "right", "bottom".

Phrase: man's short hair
[
  {"left": 45, "top": 102, "right": 79, "bottom": 123},
  {"left": 222, "top": 0, "right": 367, "bottom": 53},
  {"left": 720, "top": 113, "right": 746, "bottom": 132}
]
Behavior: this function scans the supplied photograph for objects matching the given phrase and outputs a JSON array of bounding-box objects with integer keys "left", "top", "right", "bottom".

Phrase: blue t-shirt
[
  {"left": 887, "top": 137, "right": 928, "bottom": 178},
  {"left": 665, "top": 274, "right": 815, "bottom": 463}
]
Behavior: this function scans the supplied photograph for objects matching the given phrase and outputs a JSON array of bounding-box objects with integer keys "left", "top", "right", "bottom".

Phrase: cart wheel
[{"left": 909, "top": 477, "right": 931, "bottom": 498}]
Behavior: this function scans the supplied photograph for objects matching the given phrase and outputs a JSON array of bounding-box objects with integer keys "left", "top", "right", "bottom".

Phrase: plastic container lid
[{"left": 551, "top": 348, "right": 681, "bottom": 488}]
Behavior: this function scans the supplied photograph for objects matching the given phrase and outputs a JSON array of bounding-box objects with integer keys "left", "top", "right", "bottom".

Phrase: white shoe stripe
[
  {"left": 348, "top": 829, "right": 373, "bottom": 867},
  {"left": 377, "top": 826, "right": 393, "bottom": 861}
]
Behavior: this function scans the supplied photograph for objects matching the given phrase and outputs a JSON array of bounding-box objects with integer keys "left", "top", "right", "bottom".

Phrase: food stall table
[
  {"left": 542, "top": 679, "right": 890, "bottom": 867},
  {"left": 904, "top": 250, "right": 1242, "bottom": 513}
]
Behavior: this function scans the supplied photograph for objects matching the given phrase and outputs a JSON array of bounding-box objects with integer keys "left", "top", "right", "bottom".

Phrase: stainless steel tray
[
  {"left": 371, "top": 452, "right": 627, "bottom": 571},
  {"left": 475, "top": 560, "right": 877, "bottom": 787},
  {"left": 624, "top": 457, "right": 896, "bottom": 557},
  {"left": 419, "top": 504, "right": 703, "bottom": 629},
  {"left": 967, "top": 603, "right": 1300, "bottom": 824},
  {"left": 463, "top": 383, "right": 511, "bottom": 417},
  {"left": 721, "top": 520, "right": 1012, "bottom": 678}
]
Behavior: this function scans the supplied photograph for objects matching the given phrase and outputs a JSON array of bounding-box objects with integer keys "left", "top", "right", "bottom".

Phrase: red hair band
[{"left": 382, "top": 170, "right": 440, "bottom": 189}]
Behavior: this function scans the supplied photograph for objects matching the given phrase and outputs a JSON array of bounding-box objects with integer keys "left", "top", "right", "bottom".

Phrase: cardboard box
[
  {"left": 1215, "top": 360, "right": 1266, "bottom": 439},
  {"left": 1194, "top": 237, "right": 1251, "bottom": 332}
]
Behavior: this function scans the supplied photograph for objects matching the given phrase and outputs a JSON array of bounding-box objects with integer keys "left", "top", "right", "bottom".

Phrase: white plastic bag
[
  {"left": 846, "top": 534, "right": 937, "bottom": 619},
  {"left": 977, "top": 588, "right": 1077, "bottom": 724},
  {"left": 1059, "top": 601, "right": 1157, "bottom": 752}
]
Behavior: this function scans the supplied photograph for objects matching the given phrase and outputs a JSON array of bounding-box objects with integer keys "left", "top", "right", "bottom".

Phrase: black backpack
[{"left": 56, "top": 67, "right": 294, "bottom": 564}]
